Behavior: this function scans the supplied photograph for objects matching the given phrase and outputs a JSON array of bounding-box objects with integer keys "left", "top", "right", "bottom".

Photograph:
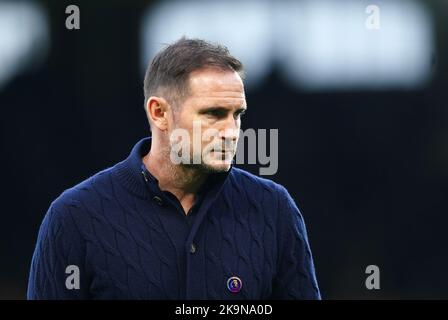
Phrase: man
[{"left": 27, "top": 38, "right": 321, "bottom": 299}]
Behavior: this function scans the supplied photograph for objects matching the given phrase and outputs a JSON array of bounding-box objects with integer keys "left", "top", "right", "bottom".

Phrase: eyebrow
[{"left": 198, "top": 106, "right": 247, "bottom": 114}]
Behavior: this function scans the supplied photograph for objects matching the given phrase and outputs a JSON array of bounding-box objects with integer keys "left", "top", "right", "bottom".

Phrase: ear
[{"left": 146, "top": 96, "right": 170, "bottom": 131}]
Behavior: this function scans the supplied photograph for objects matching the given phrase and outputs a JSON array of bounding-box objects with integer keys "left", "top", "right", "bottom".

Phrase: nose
[{"left": 218, "top": 114, "right": 239, "bottom": 143}]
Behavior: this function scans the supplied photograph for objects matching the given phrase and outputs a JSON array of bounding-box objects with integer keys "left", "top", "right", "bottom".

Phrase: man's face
[{"left": 169, "top": 67, "right": 246, "bottom": 173}]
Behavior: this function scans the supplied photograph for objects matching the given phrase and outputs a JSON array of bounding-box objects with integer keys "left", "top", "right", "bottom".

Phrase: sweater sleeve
[
  {"left": 270, "top": 186, "right": 321, "bottom": 300},
  {"left": 27, "top": 199, "right": 89, "bottom": 299}
]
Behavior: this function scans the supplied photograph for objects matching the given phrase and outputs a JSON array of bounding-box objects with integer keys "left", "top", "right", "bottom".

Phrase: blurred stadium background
[{"left": 1, "top": 0, "right": 448, "bottom": 299}]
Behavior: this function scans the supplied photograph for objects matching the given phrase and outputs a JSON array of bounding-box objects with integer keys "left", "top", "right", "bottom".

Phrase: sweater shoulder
[
  {"left": 50, "top": 166, "right": 116, "bottom": 217},
  {"left": 232, "top": 167, "right": 286, "bottom": 193},
  {"left": 229, "top": 167, "right": 300, "bottom": 222},
  {"left": 229, "top": 166, "right": 287, "bottom": 199}
]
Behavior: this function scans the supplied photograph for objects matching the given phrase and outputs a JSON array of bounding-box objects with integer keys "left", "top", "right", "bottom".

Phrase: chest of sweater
[{"left": 78, "top": 188, "right": 279, "bottom": 299}]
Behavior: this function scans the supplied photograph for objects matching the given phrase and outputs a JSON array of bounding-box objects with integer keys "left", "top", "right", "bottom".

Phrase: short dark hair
[{"left": 143, "top": 37, "right": 244, "bottom": 111}]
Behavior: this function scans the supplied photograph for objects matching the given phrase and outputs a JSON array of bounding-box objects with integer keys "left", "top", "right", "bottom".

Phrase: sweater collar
[{"left": 115, "top": 137, "right": 233, "bottom": 200}]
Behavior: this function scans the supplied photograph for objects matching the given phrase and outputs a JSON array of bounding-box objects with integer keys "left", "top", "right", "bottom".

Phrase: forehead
[{"left": 186, "top": 67, "right": 246, "bottom": 106}]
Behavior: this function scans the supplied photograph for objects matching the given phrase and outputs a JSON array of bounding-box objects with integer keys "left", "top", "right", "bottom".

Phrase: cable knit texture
[{"left": 27, "top": 137, "right": 320, "bottom": 300}]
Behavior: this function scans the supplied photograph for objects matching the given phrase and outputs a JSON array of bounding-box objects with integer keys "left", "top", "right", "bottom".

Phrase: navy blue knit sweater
[{"left": 27, "top": 137, "right": 320, "bottom": 299}]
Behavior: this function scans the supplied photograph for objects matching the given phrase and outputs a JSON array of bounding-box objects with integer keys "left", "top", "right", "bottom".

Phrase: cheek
[
  {"left": 201, "top": 124, "right": 221, "bottom": 146},
  {"left": 235, "top": 119, "right": 241, "bottom": 131},
  {"left": 171, "top": 114, "right": 195, "bottom": 137}
]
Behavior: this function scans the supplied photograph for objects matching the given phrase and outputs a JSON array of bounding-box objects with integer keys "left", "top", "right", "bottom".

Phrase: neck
[{"left": 142, "top": 139, "right": 209, "bottom": 204}]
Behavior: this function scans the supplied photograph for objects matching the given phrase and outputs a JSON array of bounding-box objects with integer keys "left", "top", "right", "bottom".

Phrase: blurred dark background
[{"left": 1, "top": 0, "right": 448, "bottom": 299}]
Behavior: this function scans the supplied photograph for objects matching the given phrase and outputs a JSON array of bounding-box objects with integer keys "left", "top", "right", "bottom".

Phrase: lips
[
  {"left": 212, "top": 149, "right": 232, "bottom": 153},
  {"left": 210, "top": 149, "right": 234, "bottom": 161}
]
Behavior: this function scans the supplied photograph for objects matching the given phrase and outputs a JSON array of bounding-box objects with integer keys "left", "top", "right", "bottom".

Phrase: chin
[
  {"left": 202, "top": 156, "right": 233, "bottom": 173},
  {"left": 212, "top": 162, "right": 232, "bottom": 172}
]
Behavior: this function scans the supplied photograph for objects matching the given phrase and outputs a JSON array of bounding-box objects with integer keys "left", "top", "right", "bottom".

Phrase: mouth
[
  {"left": 210, "top": 149, "right": 234, "bottom": 161},
  {"left": 212, "top": 149, "right": 233, "bottom": 154}
]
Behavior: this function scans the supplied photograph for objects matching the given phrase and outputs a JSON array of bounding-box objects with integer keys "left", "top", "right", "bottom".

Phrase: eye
[
  {"left": 205, "top": 109, "right": 227, "bottom": 119},
  {"left": 234, "top": 109, "right": 246, "bottom": 119}
]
